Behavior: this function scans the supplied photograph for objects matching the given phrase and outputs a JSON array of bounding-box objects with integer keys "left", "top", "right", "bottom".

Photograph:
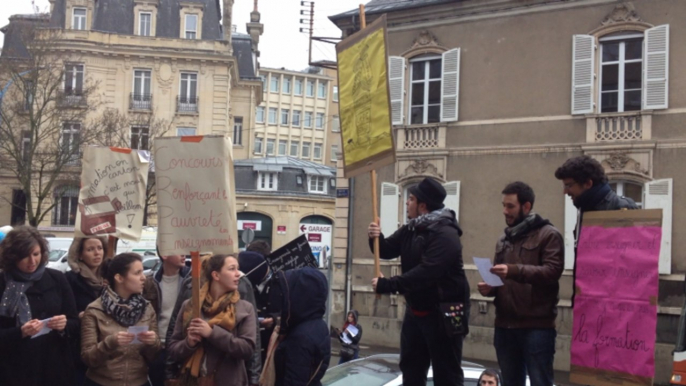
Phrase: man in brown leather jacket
[{"left": 478, "top": 182, "right": 564, "bottom": 386}]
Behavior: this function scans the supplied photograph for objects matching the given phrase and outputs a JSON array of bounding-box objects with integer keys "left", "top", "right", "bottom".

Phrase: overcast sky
[{"left": 1, "top": 0, "right": 361, "bottom": 71}]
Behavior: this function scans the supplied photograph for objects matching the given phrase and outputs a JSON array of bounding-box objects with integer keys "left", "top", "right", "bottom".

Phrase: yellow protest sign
[{"left": 336, "top": 14, "right": 395, "bottom": 178}]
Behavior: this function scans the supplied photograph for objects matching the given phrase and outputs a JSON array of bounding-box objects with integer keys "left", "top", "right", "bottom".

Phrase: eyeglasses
[{"left": 563, "top": 181, "right": 577, "bottom": 190}]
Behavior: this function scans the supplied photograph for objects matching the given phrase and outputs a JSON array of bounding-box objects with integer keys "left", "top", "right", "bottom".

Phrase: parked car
[
  {"left": 46, "top": 249, "right": 70, "bottom": 272},
  {"left": 321, "top": 354, "right": 529, "bottom": 386},
  {"left": 142, "top": 256, "right": 161, "bottom": 275}
]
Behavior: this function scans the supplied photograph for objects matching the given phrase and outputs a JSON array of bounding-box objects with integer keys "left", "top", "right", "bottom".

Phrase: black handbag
[
  {"left": 439, "top": 302, "right": 467, "bottom": 337},
  {"left": 339, "top": 344, "right": 355, "bottom": 359}
]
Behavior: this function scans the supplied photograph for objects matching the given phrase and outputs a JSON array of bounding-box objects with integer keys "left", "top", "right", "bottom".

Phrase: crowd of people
[{"left": 0, "top": 230, "right": 332, "bottom": 386}]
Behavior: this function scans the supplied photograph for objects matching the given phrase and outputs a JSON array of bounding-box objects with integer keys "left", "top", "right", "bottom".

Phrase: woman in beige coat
[
  {"left": 167, "top": 254, "right": 256, "bottom": 386},
  {"left": 81, "top": 253, "right": 161, "bottom": 386}
]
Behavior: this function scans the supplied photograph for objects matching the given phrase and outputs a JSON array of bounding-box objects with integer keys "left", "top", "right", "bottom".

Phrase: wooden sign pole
[
  {"left": 106, "top": 236, "right": 117, "bottom": 259},
  {"left": 357, "top": 4, "right": 383, "bottom": 294},
  {"left": 191, "top": 251, "right": 201, "bottom": 318}
]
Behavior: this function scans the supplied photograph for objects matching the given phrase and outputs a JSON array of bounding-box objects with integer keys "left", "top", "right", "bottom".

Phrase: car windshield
[
  {"left": 322, "top": 357, "right": 401, "bottom": 386},
  {"left": 143, "top": 259, "right": 159, "bottom": 270},
  {"left": 48, "top": 250, "right": 66, "bottom": 262}
]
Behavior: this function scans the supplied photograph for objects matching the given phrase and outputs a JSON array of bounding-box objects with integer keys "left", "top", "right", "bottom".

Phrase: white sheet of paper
[
  {"left": 340, "top": 332, "right": 352, "bottom": 344},
  {"left": 128, "top": 325, "right": 149, "bottom": 344},
  {"left": 473, "top": 257, "right": 504, "bottom": 287},
  {"left": 31, "top": 317, "right": 52, "bottom": 339},
  {"left": 345, "top": 324, "right": 359, "bottom": 337}
]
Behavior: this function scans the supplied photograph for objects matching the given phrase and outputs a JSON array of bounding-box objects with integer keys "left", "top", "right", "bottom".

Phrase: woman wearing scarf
[
  {"left": 81, "top": 253, "right": 161, "bottom": 386},
  {"left": 334, "top": 309, "right": 363, "bottom": 364},
  {"left": 0, "top": 226, "right": 79, "bottom": 386},
  {"left": 167, "top": 254, "right": 256, "bottom": 386},
  {"left": 65, "top": 236, "right": 108, "bottom": 385}
]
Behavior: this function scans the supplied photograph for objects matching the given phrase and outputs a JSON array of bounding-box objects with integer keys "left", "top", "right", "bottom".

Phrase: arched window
[
  {"left": 237, "top": 212, "right": 273, "bottom": 250},
  {"left": 609, "top": 180, "right": 643, "bottom": 207}
]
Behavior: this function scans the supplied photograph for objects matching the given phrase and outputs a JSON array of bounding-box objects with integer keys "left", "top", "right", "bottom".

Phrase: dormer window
[
  {"left": 139, "top": 12, "right": 152, "bottom": 36},
  {"left": 185, "top": 14, "right": 198, "bottom": 39},
  {"left": 73, "top": 8, "right": 87, "bottom": 30}
]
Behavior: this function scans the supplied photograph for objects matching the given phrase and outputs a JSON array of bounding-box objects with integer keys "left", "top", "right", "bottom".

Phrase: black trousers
[{"left": 399, "top": 308, "right": 465, "bottom": 386}]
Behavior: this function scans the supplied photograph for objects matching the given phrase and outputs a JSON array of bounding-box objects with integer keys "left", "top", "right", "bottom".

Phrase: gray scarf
[
  {"left": 504, "top": 213, "right": 538, "bottom": 241},
  {"left": 407, "top": 208, "right": 451, "bottom": 231},
  {"left": 100, "top": 286, "right": 148, "bottom": 327},
  {"left": 0, "top": 264, "right": 47, "bottom": 326}
]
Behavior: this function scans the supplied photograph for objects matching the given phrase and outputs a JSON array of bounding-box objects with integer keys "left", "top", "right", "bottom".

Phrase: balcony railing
[
  {"left": 130, "top": 93, "right": 152, "bottom": 110},
  {"left": 403, "top": 126, "right": 440, "bottom": 149},
  {"left": 58, "top": 90, "right": 86, "bottom": 107},
  {"left": 588, "top": 111, "right": 649, "bottom": 142},
  {"left": 177, "top": 96, "right": 198, "bottom": 113}
]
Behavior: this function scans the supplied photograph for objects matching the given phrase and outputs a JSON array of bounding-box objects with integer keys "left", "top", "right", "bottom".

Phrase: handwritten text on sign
[
  {"left": 155, "top": 136, "right": 237, "bottom": 255},
  {"left": 571, "top": 225, "right": 661, "bottom": 379},
  {"left": 267, "top": 235, "right": 318, "bottom": 273},
  {"left": 75, "top": 147, "right": 149, "bottom": 241}
]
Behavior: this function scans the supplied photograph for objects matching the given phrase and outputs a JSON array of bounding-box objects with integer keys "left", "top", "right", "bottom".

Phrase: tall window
[
  {"left": 254, "top": 136, "right": 263, "bottom": 154},
  {"left": 62, "top": 123, "right": 81, "bottom": 162},
  {"left": 333, "top": 86, "right": 339, "bottom": 102},
  {"left": 278, "top": 140, "right": 287, "bottom": 155},
  {"left": 308, "top": 176, "right": 326, "bottom": 194},
  {"left": 270, "top": 76, "right": 279, "bottom": 93},
  {"left": 282, "top": 77, "right": 292, "bottom": 94},
  {"left": 331, "top": 144, "right": 339, "bottom": 161},
  {"left": 139, "top": 12, "right": 152, "bottom": 36},
  {"left": 260, "top": 76, "right": 266, "bottom": 91},
  {"left": 233, "top": 117, "right": 243, "bottom": 145},
  {"left": 133, "top": 70, "right": 152, "bottom": 109},
  {"left": 177, "top": 127, "right": 196, "bottom": 136},
  {"left": 258, "top": 172, "right": 278, "bottom": 191},
  {"left": 53, "top": 186, "right": 79, "bottom": 226},
  {"left": 410, "top": 57, "right": 442, "bottom": 124},
  {"left": 302, "top": 142, "right": 311, "bottom": 158},
  {"left": 266, "top": 139, "right": 275, "bottom": 155},
  {"left": 268, "top": 108, "right": 278, "bottom": 124},
  {"left": 294, "top": 78, "right": 303, "bottom": 96},
  {"left": 292, "top": 110, "right": 301, "bottom": 126},
  {"left": 179, "top": 73, "right": 197, "bottom": 110},
  {"left": 130, "top": 127, "right": 150, "bottom": 150},
  {"left": 318, "top": 82, "right": 327, "bottom": 98},
  {"left": 600, "top": 35, "right": 643, "bottom": 113},
  {"left": 332, "top": 116, "right": 340, "bottom": 132},
  {"left": 256, "top": 106, "right": 265, "bottom": 123},
  {"left": 185, "top": 14, "right": 198, "bottom": 39},
  {"left": 281, "top": 109, "right": 290, "bottom": 125},
  {"left": 304, "top": 112, "right": 313, "bottom": 128},
  {"left": 290, "top": 141, "right": 299, "bottom": 157},
  {"left": 313, "top": 143, "right": 322, "bottom": 159},
  {"left": 73, "top": 8, "right": 87, "bottom": 30},
  {"left": 316, "top": 113, "right": 325, "bottom": 129},
  {"left": 306, "top": 80, "right": 315, "bottom": 97},
  {"left": 11, "top": 189, "right": 26, "bottom": 226},
  {"left": 23, "top": 80, "right": 33, "bottom": 111},
  {"left": 64, "top": 64, "right": 84, "bottom": 95},
  {"left": 22, "top": 131, "right": 31, "bottom": 164}
]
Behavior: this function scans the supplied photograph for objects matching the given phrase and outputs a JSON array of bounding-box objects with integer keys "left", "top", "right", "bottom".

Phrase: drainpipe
[{"left": 345, "top": 177, "right": 354, "bottom": 313}]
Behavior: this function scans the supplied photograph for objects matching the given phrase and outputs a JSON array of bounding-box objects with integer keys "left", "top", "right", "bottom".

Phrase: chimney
[
  {"left": 223, "top": 0, "right": 234, "bottom": 44},
  {"left": 246, "top": 0, "right": 264, "bottom": 55}
]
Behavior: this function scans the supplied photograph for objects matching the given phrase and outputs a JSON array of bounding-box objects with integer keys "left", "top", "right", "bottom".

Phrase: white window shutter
[
  {"left": 643, "top": 25, "right": 669, "bottom": 110},
  {"left": 388, "top": 56, "right": 406, "bottom": 125},
  {"left": 564, "top": 195, "right": 578, "bottom": 270},
  {"left": 440, "top": 48, "right": 460, "bottom": 122},
  {"left": 442, "top": 181, "right": 460, "bottom": 222},
  {"left": 644, "top": 178, "right": 673, "bottom": 274},
  {"left": 571, "top": 35, "right": 595, "bottom": 115},
  {"left": 380, "top": 182, "right": 400, "bottom": 236}
]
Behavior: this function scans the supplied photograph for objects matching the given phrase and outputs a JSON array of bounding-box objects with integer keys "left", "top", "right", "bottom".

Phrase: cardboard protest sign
[
  {"left": 75, "top": 147, "right": 149, "bottom": 241},
  {"left": 571, "top": 209, "right": 662, "bottom": 386},
  {"left": 267, "top": 235, "right": 318, "bottom": 273},
  {"left": 155, "top": 135, "right": 237, "bottom": 255},
  {"left": 336, "top": 14, "right": 395, "bottom": 178}
]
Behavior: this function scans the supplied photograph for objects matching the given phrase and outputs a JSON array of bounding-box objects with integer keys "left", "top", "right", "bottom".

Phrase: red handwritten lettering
[{"left": 172, "top": 183, "right": 228, "bottom": 211}]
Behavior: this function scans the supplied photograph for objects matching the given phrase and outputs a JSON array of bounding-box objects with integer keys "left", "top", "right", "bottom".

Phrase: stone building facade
[{"left": 330, "top": 0, "right": 685, "bottom": 381}]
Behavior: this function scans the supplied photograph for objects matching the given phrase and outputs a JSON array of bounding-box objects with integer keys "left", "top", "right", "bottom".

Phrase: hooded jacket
[
  {"left": 274, "top": 267, "right": 330, "bottom": 386},
  {"left": 371, "top": 208, "right": 470, "bottom": 316},
  {"left": 338, "top": 310, "right": 362, "bottom": 351}
]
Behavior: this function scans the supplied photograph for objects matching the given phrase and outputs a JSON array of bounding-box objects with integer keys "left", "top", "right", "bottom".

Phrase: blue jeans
[{"left": 494, "top": 328, "right": 556, "bottom": 386}]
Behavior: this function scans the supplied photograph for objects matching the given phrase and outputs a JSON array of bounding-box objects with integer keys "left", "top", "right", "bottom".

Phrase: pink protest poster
[
  {"left": 571, "top": 209, "right": 662, "bottom": 386},
  {"left": 154, "top": 135, "right": 237, "bottom": 255}
]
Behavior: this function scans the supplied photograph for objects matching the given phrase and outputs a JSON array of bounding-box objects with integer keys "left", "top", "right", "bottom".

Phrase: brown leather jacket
[
  {"left": 81, "top": 298, "right": 161, "bottom": 386},
  {"left": 489, "top": 216, "right": 564, "bottom": 329}
]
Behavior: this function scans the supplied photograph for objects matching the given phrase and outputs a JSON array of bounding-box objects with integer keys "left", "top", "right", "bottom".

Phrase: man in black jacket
[{"left": 369, "top": 177, "right": 469, "bottom": 386}]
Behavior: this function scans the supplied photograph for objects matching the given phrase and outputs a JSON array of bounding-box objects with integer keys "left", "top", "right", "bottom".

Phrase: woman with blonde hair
[
  {"left": 167, "top": 254, "right": 256, "bottom": 386},
  {"left": 0, "top": 226, "right": 79, "bottom": 386},
  {"left": 81, "top": 253, "right": 160, "bottom": 386},
  {"left": 65, "top": 236, "right": 108, "bottom": 385}
]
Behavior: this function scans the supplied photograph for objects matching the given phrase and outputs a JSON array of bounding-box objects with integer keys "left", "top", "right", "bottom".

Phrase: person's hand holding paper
[{"left": 473, "top": 257, "right": 504, "bottom": 287}]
